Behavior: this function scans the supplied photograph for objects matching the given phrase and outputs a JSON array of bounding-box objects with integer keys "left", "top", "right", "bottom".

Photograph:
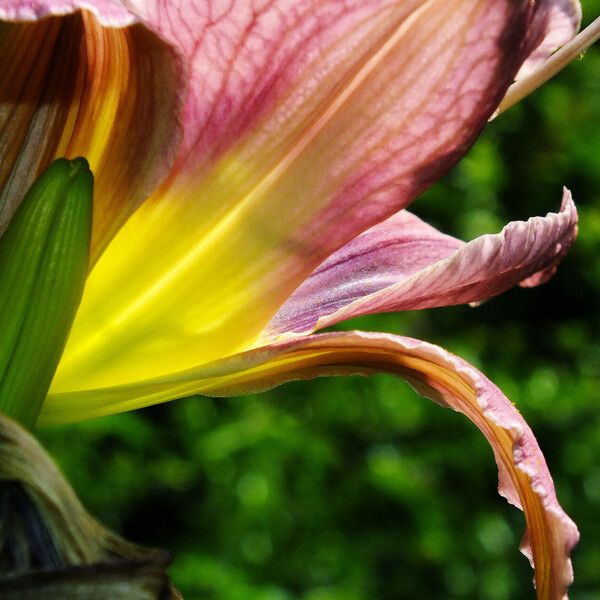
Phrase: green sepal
[{"left": 0, "top": 158, "right": 93, "bottom": 427}]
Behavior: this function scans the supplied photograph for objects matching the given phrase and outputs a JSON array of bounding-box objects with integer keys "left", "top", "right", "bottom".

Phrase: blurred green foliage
[{"left": 39, "top": 4, "right": 600, "bottom": 599}]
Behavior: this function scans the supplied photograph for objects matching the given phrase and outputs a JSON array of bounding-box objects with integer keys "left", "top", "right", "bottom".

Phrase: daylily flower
[{"left": 0, "top": 0, "right": 591, "bottom": 597}]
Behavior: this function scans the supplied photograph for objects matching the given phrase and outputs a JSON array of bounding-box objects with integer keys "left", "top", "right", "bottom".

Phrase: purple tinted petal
[
  {"left": 267, "top": 210, "right": 463, "bottom": 334},
  {"left": 266, "top": 190, "right": 577, "bottom": 336}
]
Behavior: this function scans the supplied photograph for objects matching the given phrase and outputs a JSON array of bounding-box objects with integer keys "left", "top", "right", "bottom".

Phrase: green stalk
[{"left": 0, "top": 158, "right": 93, "bottom": 427}]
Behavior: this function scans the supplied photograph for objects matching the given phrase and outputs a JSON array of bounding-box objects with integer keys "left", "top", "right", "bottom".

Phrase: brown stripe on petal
[
  {"left": 0, "top": 11, "right": 180, "bottom": 261},
  {"left": 0, "top": 17, "right": 83, "bottom": 228}
]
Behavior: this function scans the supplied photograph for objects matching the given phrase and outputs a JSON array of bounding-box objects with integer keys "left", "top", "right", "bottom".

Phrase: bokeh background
[{"left": 39, "top": 4, "right": 600, "bottom": 599}]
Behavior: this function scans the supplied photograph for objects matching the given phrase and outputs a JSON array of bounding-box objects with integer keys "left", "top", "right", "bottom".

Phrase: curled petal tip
[
  {"left": 42, "top": 331, "right": 579, "bottom": 599},
  {"left": 213, "top": 332, "right": 579, "bottom": 598},
  {"left": 519, "top": 188, "right": 578, "bottom": 288},
  {"left": 268, "top": 190, "right": 578, "bottom": 337}
]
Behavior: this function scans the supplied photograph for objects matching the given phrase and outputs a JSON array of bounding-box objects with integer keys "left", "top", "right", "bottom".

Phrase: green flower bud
[{"left": 0, "top": 158, "right": 93, "bottom": 427}]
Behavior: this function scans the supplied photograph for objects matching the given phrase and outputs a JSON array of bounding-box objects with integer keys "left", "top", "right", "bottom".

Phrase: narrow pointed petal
[
  {"left": 266, "top": 190, "right": 577, "bottom": 337},
  {"left": 52, "top": 0, "right": 555, "bottom": 393},
  {"left": 41, "top": 331, "right": 579, "bottom": 598},
  {"left": 0, "top": 5, "right": 180, "bottom": 258},
  {"left": 515, "top": 0, "right": 581, "bottom": 81},
  {"left": 498, "top": 14, "right": 600, "bottom": 117}
]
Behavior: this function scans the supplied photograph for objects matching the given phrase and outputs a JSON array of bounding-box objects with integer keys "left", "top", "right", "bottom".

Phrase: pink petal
[
  {"left": 41, "top": 331, "right": 579, "bottom": 598},
  {"left": 50, "top": 1, "right": 562, "bottom": 391},
  {"left": 126, "top": 1, "right": 556, "bottom": 185},
  {"left": 515, "top": 0, "right": 581, "bottom": 81},
  {"left": 266, "top": 189, "right": 577, "bottom": 337},
  {"left": 497, "top": 7, "right": 596, "bottom": 117},
  {"left": 0, "top": 0, "right": 136, "bottom": 26}
]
